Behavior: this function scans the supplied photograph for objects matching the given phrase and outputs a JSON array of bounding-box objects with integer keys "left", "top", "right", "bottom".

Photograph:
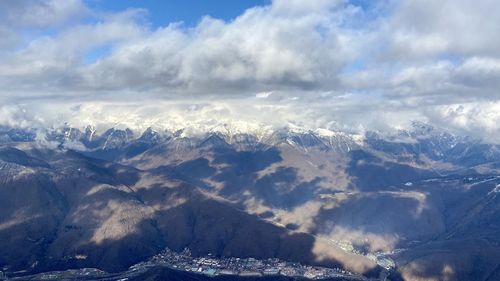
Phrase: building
[
  {"left": 263, "top": 268, "right": 280, "bottom": 275},
  {"left": 240, "top": 271, "right": 262, "bottom": 277},
  {"left": 204, "top": 268, "right": 217, "bottom": 276},
  {"left": 219, "top": 269, "right": 237, "bottom": 275}
]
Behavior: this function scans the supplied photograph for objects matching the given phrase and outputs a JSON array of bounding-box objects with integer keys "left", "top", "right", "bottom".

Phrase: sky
[{"left": 0, "top": 0, "right": 499, "bottom": 142}]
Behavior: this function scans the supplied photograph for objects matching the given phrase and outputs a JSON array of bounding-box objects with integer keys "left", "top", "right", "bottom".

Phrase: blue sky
[{"left": 85, "top": 0, "right": 271, "bottom": 27}]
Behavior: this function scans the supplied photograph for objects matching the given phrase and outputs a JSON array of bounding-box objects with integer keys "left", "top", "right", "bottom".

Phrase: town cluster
[{"left": 130, "top": 248, "right": 364, "bottom": 280}]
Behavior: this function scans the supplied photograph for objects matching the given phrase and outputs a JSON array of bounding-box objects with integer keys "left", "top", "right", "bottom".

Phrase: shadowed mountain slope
[{"left": 0, "top": 124, "right": 499, "bottom": 281}]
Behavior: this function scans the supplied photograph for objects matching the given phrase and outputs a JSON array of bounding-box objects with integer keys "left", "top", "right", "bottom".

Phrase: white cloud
[
  {"left": 423, "top": 102, "right": 500, "bottom": 143},
  {"left": 0, "top": 0, "right": 499, "bottom": 142},
  {"left": 19, "top": 0, "right": 87, "bottom": 27},
  {"left": 386, "top": 0, "right": 500, "bottom": 58},
  {"left": 74, "top": 1, "right": 357, "bottom": 94},
  {"left": 256, "top": 91, "right": 274, "bottom": 99},
  {"left": 0, "top": 0, "right": 88, "bottom": 28}
]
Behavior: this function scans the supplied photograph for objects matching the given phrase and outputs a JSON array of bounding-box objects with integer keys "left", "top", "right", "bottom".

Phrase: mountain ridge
[{"left": 0, "top": 122, "right": 499, "bottom": 281}]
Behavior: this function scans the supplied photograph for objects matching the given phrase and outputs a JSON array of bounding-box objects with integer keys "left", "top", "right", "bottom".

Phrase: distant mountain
[
  {"left": 3, "top": 122, "right": 498, "bottom": 167},
  {"left": 0, "top": 123, "right": 498, "bottom": 281}
]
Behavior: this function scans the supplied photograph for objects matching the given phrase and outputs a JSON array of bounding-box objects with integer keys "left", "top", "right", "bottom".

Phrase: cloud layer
[{"left": 0, "top": 0, "right": 499, "bottom": 142}]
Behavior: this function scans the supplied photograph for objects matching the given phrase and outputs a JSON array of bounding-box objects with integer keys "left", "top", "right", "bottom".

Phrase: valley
[{"left": 0, "top": 124, "right": 498, "bottom": 281}]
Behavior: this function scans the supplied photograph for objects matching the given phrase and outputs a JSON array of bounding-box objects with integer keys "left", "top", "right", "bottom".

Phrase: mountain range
[{"left": 0, "top": 122, "right": 498, "bottom": 281}]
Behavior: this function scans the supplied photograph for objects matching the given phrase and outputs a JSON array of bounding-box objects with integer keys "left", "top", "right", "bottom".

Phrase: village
[{"left": 129, "top": 248, "right": 365, "bottom": 280}]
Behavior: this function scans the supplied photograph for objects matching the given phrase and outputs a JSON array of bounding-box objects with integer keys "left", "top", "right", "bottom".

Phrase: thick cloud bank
[{"left": 0, "top": 0, "right": 499, "bottom": 142}]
